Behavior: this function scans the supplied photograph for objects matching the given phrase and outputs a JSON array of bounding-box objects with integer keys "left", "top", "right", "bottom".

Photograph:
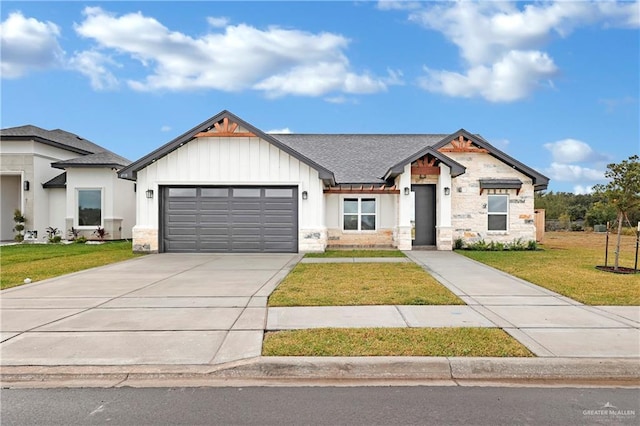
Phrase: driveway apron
[
  {"left": 0, "top": 253, "right": 299, "bottom": 366},
  {"left": 406, "top": 251, "right": 640, "bottom": 358}
]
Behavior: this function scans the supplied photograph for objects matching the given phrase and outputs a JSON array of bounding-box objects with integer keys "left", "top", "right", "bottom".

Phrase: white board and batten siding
[{"left": 134, "top": 135, "right": 326, "bottom": 252}]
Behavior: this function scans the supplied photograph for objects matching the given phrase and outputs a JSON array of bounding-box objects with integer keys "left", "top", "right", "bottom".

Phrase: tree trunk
[{"left": 614, "top": 211, "right": 623, "bottom": 271}]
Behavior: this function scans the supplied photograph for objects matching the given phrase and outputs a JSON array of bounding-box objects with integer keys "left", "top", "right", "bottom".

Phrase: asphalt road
[{"left": 1, "top": 386, "right": 638, "bottom": 425}]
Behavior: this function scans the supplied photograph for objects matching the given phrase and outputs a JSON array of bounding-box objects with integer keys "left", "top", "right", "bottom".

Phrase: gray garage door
[{"left": 161, "top": 186, "right": 298, "bottom": 253}]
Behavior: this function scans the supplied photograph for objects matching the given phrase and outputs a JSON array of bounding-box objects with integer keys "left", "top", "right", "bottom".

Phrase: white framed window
[
  {"left": 487, "top": 194, "right": 508, "bottom": 231},
  {"left": 77, "top": 189, "right": 102, "bottom": 227},
  {"left": 343, "top": 197, "right": 376, "bottom": 231}
]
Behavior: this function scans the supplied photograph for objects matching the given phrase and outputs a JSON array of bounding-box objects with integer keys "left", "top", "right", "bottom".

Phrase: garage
[{"left": 161, "top": 186, "right": 298, "bottom": 253}]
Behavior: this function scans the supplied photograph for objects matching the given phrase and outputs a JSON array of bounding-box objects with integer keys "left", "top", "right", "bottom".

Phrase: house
[
  {"left": 0, "top": 126, "right": 135, "bottom": 242},
  {"left": 118, "top": 110, "right": 549, "bottom": 253}
]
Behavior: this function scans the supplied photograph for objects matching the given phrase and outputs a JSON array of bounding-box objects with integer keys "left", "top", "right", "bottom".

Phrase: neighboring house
[
  {"left": 0, "top": 125, "right": 135, "bottom": 242},
  {"left": 118, "top": 110, "right": 549, "bottom": 253}
]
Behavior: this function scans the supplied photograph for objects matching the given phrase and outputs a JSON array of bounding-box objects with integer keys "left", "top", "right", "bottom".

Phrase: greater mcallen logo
[{"left": 583, "top": 402, "right": 636, "bottom": 419}]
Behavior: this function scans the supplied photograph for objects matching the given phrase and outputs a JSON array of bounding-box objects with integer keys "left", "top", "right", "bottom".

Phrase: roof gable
[
  {"left": 432, "top": 129, "right": 550, "bottom": 190},
  {"left": 51, "top": 151, "right": 131, "bottom": 170},
  {"left": 118, "top": 110, "right": 335, "bottom": 183}
]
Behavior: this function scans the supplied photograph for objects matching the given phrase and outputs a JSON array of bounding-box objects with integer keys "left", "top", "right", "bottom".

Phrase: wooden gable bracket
[
  {"left": 411, "top": 156, "right": 440, "bottom": 175},
  {"left": 195, "top": 117, "right": 257, "bottom": 138},
  {"left": 439, "top": 135, "right": 488, "bottom": 153}
]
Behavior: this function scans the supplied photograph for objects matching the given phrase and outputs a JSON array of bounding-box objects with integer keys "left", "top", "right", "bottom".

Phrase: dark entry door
[{"left": 412, "top": 184, "right": 436, "bottom": 246}]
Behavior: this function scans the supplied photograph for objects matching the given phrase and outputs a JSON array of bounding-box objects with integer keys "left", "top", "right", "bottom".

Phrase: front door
[{"left": 412, "top": 184, "right": 436, "bottom": 246}]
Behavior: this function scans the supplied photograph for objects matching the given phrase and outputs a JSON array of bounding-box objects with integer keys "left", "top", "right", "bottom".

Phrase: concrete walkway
[
  {"left": 1, "top": 253, "right": 300, "bottom": 366},
  {"left": 268, "top": 252, "right": 640, "bottom": 358}
]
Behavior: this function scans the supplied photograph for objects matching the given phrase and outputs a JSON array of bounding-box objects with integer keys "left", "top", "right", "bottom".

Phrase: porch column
[
  {"left": 436, "top": 163, "right": 453, "bottom": 250},
  {"left": 396, "top": 164, "right": 413, "bottom": 250}
]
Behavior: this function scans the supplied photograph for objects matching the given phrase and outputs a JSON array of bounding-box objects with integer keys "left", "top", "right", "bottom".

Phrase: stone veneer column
[{"left": 132, "top": 226, "right": 158, "bottom": 253}]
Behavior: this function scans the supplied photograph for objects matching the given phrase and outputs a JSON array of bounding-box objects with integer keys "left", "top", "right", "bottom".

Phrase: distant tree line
[{"left": 534, "top": 191, "right": 639, "bottom": 230}]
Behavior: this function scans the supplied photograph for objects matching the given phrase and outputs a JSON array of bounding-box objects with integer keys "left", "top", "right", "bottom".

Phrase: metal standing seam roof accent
[
  {"left": 0, "top": 125, "right": 111, "bottom": 155},
  {"left": 117, "top": 110, "right": 336, "bottom": 183},
  {"left": 479, "top": 178, "right": 523, "bottom": 189}
]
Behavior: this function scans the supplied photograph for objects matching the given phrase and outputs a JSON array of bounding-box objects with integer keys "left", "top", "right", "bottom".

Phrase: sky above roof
[{"left": 1, "top": 1, "right": 638, "bottom": 194}]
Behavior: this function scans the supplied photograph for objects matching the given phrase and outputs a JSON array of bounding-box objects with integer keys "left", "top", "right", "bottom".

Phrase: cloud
[
  {"left": 73, "top": 7, "right": 394, "bottom": 97},
  {"left": 573, "top": 185, "right": 594, "bottom": 195},
  {"left": 545, "top": 162, "right": 604, "bottom": 182},
  {"left": 160, "top": 125, "right": 171, "bottom": 132},
  {"left": 207, "top": 16, "right": 229, "bottom": 28},
  {"left": 266, "top": 127, "right": 292, "bottom": 134},
  {"left": 544, "top": 139, "right": 595, "bottom": 163},
  {"left": 404, "top": 1, "right": 639, "bottom": 102},
  {"left": 69, "top": 50, "right": 119, "bottom": 90},
  {"left": 377, "top": 1, "right": 422, "bottom": 12},
  {"left": 419, "top": 50, "right": 557, "bottom": 102},
  {"left": 0, "top": 12, "right": 65, "bottom": 78},
  {"left": 599, "top": 96, "right": 637, "bottom": 113}
]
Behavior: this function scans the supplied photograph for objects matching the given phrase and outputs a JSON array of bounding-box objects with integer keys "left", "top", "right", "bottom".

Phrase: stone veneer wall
[
  {"left": 326, "top": 228, "right": 394, "bottom": 248},
  {"left": 447, "top": 152, "right": 537, "bottom": 244}
]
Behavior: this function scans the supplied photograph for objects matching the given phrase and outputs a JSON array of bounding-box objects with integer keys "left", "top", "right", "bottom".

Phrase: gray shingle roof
[
  {"left": 51, "top": 151, "right": 131, "bottom": 169},
  {"left": 272, "top": 134, "right": 447, "bottom": 183},
  {"left": 0, "top": 125, "right": 109, "bottom": 155},
  {"left": 42, "top": 172, "right": 67, "bottom": 188}
]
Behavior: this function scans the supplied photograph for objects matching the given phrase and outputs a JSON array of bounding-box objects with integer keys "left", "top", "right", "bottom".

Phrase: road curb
[{"left": 2, "top": 357, "right": 639, "bottom": 387}]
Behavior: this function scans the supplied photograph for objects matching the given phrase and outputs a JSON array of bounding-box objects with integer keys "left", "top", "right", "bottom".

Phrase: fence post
[{"left": 605, "top": 221, "right": 609, "bottom": 267}]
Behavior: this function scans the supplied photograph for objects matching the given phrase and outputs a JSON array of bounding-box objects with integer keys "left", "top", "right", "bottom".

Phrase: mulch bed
[{"left": 595, "top": 265, "right": 639, "bottom": 274}]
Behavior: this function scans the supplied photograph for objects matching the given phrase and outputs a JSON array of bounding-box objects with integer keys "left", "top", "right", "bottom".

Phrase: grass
[
  {"left": 268, "top": 263, "right": 462, "bottom": 306},
  {"left": 0, "top": 241, "right": 141, "bottom": 290},
  {"left": 459, "top": 231, "right": 640, "bottom": 305},
  {"left": 305, "top": 249, "right": 406, "bottom": 258},
  {"left": 263, "top": 328, "right": 534, "bottom": 357}
]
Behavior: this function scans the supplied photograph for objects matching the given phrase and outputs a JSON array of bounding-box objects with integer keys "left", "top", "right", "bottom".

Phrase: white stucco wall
[
  {"left": 447, "top": 152, "right": 537, "bottom": 244},
  {"left": 65, "top": 167, "right": 136, "bottom": 240},
  {"left": 0, "top": 140, "right": 78, "bottom": 239},
  {"left": 133, "top": 135, "right": 326, "bottom": 252},
  {"left": 47, "top": 188, "right": 66, "bottom": 238}
]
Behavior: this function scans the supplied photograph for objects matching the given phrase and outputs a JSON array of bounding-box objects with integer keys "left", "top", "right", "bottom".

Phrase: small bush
[
  {"left": 75, "top": 235, "right": 88, "bottom": 244},
  {"left": 454, "top": 238, "right": 465, "bottom": 250},
  {"left": 527, "top": 240, "right": 538, "bottom": 251}
]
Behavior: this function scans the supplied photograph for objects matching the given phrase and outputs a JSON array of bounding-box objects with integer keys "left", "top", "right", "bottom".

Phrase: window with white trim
[
  {"left": 343, "top": 198, "right": 376, "bottom": 231},
  {"left": 487, "top": 194, "right": 508, "bottom": 231},
  {"left": 78, "top": 189, "right": 102, "bottom": 226}
]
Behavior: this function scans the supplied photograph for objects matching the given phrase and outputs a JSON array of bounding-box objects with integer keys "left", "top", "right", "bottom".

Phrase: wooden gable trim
[
  {"left": 411, "top": 155, "right": 440, "bottom": 175},
  {"left": 324, "top": 184, "right": 400, "bottom": 194},
  {"left": 195, "top": 117, "right": 256, "bottom": 138},
  {"left": 439, "top": 135, "right": 488, "bottom": 153}
]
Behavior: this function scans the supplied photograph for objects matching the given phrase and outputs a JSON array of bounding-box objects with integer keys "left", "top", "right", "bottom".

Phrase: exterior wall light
[
  {"left": 146, "top": 189, "right": 154, "bottom": 199},
  {"left": 23, "top": 181, "right": 30, "bottom": 191},
  {"left": 404, "top": 187, "right": 410, "bottom": 195},
  {"left": 302, "top": 191, "right": 308, "bottom": 200},
  {"left": 444, "top": 187, "right": 451, "bottom": 196}
]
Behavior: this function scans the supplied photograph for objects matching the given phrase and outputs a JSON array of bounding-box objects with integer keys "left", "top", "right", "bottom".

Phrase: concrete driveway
[{"left": 1, "top": 253, "right": 300, "bottom": 366}]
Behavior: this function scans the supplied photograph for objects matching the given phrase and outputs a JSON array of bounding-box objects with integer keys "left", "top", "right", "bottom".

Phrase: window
[
  {"left": 343, "top": 198, "right": 376, "bottom": 231},
  {"left": 78, "top": 189, "right": 102, "bottom": 226},
  {"left": 488, "top": 194, "right": 508, "bottom": 231}
]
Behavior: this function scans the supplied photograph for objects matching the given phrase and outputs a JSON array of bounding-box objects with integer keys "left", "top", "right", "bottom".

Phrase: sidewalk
[{"left": 270, "top": 252, "right": 640, "bottom": 358}]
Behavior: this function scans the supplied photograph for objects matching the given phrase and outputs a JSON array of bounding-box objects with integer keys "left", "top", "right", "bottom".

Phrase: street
[{"left": 1, "top": 386, "right": 638, "bottom": 425}]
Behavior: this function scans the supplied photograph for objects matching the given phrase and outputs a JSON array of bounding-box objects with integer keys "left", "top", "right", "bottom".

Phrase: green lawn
[
  {"left": 305, "top": 249, "right": 406, "bottom": 258},
  {"left": 268, "top": 263, "right": 462, "bottom": 306},
  {"left": 0, "top": 241, "right": 141, "bottom": 290},
  {"left": 263, "top": 328, "right": 533, "bottom": 357},
  {"left": 459, "top": 232, "right": 640, "bottom": 305}
]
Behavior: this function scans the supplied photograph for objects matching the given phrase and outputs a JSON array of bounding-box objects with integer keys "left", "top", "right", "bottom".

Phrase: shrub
[
  {"left": 45, "top": 227, "right": 60, "bottom": 243},
  {"left": 75, "top": 235, "right": 88, "bottom": 244},
  {"left": 527, "top": 240, "right": 538, "bottom": 251},
  {"left": 453, "top": 238, "right": 465, "bottom": 250},
  {"left": 68, "top": 227, "right": 80, "bottom": 240},
  {"left": 93, "top": 226, "right": 108, "bottom": 241}
]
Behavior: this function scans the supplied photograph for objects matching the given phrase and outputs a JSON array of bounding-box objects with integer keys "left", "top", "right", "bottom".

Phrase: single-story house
[
  {"left": 118, "top": 110, "right": 549, "bottom": 253},
  {"left": 0, "top": 125, "right": 135, "bottom": 242}
]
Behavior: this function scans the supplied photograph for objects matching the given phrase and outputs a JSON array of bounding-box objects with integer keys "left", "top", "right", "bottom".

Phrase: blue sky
[{"left": 1, "top": 1, "right": 638, "bottom": 193}]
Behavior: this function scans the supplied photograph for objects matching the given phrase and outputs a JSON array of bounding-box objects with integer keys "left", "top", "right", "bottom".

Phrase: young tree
[{"left": 592, "top": 155, "right": 640, "bottom": 271}]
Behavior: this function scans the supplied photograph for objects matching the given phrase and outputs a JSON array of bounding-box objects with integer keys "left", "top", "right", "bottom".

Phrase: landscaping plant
[{"left": 12, "top": 209, "right": 25, "bottom": 242}]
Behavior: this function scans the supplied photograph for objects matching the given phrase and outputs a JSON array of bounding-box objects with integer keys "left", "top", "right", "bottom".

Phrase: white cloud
[
  {"left": 207, "top": 16, "right": 229, "bottom": 28},
  {"left": 544, "top": 139, "right": 595, "bottom": 163},
  {"left": 160, "top": 125, "right": 171, "bottom": 132},
  {"left": 69, "top": 50, "right": 119, "bottom": 90},
  {"left": 377, "top": 1, "right": 422, "bottom": 12},
  {"left": 573, "top": 185, "right": 594, "bottom": 195},
  {"left": 74, "top": 7, "right": 393, "bottom": 97},
  {"left": 545, "top": 162, "right": 604, "bottom": 182},
  {"left": 266, "top": 127, "right": 292, "bottom": 134},
  {"left": 419, "top": 50, "right": 557, "bottom": 102},
  {"left": 405, "top": 1, "right": 639, "bottom": 102},
  {"left": 0, "top": 12, "right": 65, "bottom": 78}
]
